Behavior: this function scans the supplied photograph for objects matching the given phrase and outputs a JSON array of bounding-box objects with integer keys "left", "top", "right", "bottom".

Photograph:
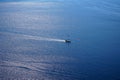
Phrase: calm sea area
[{"left": 0, "top": 0, "right": 120, "bottom": 80}]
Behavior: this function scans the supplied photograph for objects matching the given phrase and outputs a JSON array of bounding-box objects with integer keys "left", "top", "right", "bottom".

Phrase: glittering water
[{"left": 0, "top": 0, "right": 120, "bottom": 80}]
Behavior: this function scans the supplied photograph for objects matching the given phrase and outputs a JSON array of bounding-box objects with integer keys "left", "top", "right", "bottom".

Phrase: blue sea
[{"left": 0, "top": 0, "right": 120, "bottom": 80}]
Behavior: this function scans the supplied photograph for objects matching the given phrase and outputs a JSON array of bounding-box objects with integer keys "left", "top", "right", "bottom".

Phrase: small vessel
[{"left": 65, "top": 40, "right": 71, "bottom": 43}]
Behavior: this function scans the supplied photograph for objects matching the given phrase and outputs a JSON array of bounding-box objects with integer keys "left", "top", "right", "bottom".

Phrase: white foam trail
[
  {"left": 22, "top": 34, "right": 65, "bottom": 42},
  {"left": 0, "top": 31, "right": 65, "bottom": 42}
]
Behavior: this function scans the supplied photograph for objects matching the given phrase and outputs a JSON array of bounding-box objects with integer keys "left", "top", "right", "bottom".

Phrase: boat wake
[
  {"left": 22, "top": 34, "right": 65, "bottom": 42},
  {"left": 0, "top": 32, "right": 65, "bottom": 43}
]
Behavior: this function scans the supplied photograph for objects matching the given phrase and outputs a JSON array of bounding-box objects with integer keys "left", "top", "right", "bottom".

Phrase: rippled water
[{"left": 0, "top": 0, "right": 120, "bottom": 80}]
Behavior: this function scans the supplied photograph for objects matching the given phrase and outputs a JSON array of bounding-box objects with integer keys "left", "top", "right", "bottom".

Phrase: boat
[{"left": 65, "top": 40, "right": 71, "bottom": 43}]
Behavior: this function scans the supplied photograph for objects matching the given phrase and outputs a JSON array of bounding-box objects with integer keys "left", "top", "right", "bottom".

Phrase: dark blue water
[{"left": 0, "top": 0, "right": 120, "bottom": 80}]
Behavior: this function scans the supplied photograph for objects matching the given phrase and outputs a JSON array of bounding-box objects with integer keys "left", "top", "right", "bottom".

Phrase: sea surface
[{"left": 0, "top": 0, "right": 120, "bottom": 80}]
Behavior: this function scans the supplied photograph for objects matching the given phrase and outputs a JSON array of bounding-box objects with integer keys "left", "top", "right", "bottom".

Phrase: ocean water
[{"left": 0, "top": 0, "right": 120, "bottom": 80}]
